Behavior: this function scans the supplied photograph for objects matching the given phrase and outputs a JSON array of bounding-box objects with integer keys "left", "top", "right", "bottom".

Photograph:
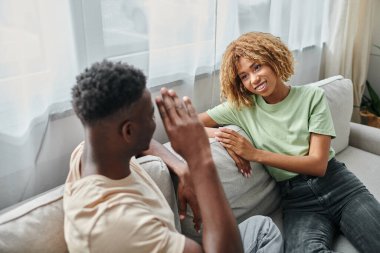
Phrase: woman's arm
[
  {"left": 198, "top": 112, "right": 219, "bottom": 138},
  {"left": 198, "top": 112, "right": 252, "bottom": 177},
  {"left": 216, "top": 128, "right": 331, "bottom": 177}
]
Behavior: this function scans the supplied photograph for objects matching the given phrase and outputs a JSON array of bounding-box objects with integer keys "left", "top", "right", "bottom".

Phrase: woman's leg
[
  {"left": 238, "top": 215, "right": 283, "bottom": 253},
  {"left": 279, "top": 176, "right": 338, "bottom": 253},
  {"left": 283, "top": 211, "right": 337, "bottom": 253},
  {"left": 307, "top": 158, "right": 380, "bottom": 252},
  {"left": 339, "top": 192, "right": 380, "bottom": 253}
]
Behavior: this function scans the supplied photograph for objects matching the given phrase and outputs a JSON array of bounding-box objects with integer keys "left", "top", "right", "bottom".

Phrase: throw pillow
[
  {"left": 136, "top": 155, "right": 181, "bottom": 232},
  {"left": 309, "top": 75, "right": 353, "bottom": 154},
  {"left": 164, "top": 125, "right": 281, "bottom": 243}
]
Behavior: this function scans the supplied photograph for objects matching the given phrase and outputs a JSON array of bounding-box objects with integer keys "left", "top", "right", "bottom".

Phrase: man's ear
[{"left": 121, "top": 120, "right": 133, "bottom": 143}]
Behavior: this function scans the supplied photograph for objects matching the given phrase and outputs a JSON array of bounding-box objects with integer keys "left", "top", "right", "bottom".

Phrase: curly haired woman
[{"left": 199, "top": 32, "right": 380, "bottom": 252}]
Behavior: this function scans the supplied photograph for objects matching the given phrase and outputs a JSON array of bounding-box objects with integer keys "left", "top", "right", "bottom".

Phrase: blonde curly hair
[{"left": 220, "top": 32, "right": 294, "bottom": 108}]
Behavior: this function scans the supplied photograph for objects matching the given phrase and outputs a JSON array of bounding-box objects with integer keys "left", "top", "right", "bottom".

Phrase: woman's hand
[
  {"left": 215, "top": 127, "right": 257, "bottom": 162},
  {"left": 224, "top": 146, "right": 252, "bottom": 177}
]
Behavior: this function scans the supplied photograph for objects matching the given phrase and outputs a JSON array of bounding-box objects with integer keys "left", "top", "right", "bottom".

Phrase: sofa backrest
[
  {"left": 0, "top": 186, "right": 67, "bottom": 253},
  {"left": 309, "top": 75, "right": 353, "bottom": 154}
]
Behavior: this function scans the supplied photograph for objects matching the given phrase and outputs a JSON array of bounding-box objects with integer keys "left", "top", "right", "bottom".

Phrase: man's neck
[{"left": 80, "top": 138, "right": 133, "bottom": 180}]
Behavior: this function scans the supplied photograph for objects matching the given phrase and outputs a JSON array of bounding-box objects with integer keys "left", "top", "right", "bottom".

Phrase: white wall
[{"left": 367, "top": 0, "right": 380, "bottom": 96}]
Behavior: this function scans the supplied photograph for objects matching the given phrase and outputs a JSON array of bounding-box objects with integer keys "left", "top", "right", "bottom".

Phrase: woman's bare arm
[
  {"left": 216, "top": 128, "right": 331, "bottom": 177},
  {"left": 198, "top": 112, "right": 219, "bottom": 138}
]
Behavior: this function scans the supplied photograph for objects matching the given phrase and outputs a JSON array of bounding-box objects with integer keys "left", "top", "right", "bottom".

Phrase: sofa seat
[{"left": 336, "top": 146, "right": 380, "bottom": 201}]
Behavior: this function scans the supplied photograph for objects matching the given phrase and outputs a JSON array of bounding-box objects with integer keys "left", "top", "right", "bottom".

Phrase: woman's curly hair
[
  {"left": 71, "top": 60, "right": 146, "bottom": 125},
  {"left": 220, "top": 32, "right": 294, "bottom": 108}
]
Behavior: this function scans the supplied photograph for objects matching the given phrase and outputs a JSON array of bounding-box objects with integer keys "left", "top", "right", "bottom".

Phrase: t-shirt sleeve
[
  {"left": 89, "top": 204, "right": 186, "bottom": 253},
  {"left": 308, "top": 88, "right": 336, "bottom": 138},
  {"left": 207, "top": 102, "right": 240, "bottom": 126}
]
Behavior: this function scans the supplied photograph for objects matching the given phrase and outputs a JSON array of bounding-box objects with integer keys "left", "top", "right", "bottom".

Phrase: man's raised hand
[{"left": 155, "top": 88, "right": 209, "bottom": 161}]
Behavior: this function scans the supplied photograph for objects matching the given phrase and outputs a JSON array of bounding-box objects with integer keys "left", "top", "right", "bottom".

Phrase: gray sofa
[{"left": 1, "top": 76, "right": 379, "bottom": 252}]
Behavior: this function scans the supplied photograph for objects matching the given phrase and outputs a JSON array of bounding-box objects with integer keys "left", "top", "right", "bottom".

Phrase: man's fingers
[
  {"left": 160, "top": 88, "right": 181, "bottom": 122},
  {"left": 193, "top": 218, "right": 202, "bottom": 233},
  {"left": 183, "top": 96, "right": 197, "bottom": 117},
  {"left": 190, "top": 199, "right": 201, "bottom": 229},
  {"left": 192, "top": 206, "right": 202, "bottom": 233},
  {"left": 178, "top": 191, "right": 187, "bottom": 220},
  {"left": 155, "top": 97, "right": 172, "bottom": 128},
  {"left": 158, "top": 88, "right": 196, "bottom": 124},
  {"left": 168, "top": 89, "right": 187, "bottom": 116}
]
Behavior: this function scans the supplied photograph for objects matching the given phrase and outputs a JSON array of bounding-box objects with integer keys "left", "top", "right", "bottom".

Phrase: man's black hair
[{"left": 71, "top": 60, "right": 146, "bottom": 125}]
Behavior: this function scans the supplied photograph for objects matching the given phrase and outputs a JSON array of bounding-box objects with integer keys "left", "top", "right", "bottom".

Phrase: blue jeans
[
  {"left": 239, "top": 216, "right": 283, "bottom": 253},
  {"left": 279, "top": 158, "right": 380, "bottom": 253}
]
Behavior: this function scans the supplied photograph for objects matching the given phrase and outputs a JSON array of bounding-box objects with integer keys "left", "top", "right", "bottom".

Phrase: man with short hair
[{"left": 64, "top": 60, "right": 283, "bottom": 253}]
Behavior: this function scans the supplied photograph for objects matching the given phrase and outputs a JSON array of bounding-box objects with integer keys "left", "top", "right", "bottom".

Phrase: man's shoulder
[
  {"left": 64, "top": 174, "right": 140, "bottom": 208},
  {"left": 64, "top": 185, "right": 184, "bottom": 253}
]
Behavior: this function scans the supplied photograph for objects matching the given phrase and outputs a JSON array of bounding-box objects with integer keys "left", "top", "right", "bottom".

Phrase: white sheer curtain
[
  {"left": 148, "top": 0, "right": 216, "bottom": 86},
  {"left": 0, "top": 0, "right": 77, "bottom": 136},
  {"left": 0, "top": 0, "right": 78, "bottom": 209},
  {"left": 269, "top": 0, "right": 328, "bottom": 51},
  {"left": 321, "top": 0, "right": 375, "bottom": 122}
]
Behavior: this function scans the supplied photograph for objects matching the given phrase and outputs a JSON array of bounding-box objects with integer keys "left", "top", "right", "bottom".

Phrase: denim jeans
[
  {"left": 278, "top": 158, "right": 380, "bottom": 253},
  {"left": 239, "top": 216, "right": 284, "bottom": 253}
]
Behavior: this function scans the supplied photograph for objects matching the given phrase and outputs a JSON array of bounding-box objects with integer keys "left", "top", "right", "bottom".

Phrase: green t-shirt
[{"left": 207, "top": 85, "right": 336, "bottom": 182}]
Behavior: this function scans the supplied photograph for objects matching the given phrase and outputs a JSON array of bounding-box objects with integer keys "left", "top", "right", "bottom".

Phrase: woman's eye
[
  {"left": 240, "top": 75, "right": 248, "bottom": 80},
  {"left": 253, "top": 64, "right": 261, "bottom": 71}
]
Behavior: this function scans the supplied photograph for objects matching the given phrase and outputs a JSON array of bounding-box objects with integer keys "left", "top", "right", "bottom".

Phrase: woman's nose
[{"left": 250, "top": 74, "right": 260, "bottom": 85}]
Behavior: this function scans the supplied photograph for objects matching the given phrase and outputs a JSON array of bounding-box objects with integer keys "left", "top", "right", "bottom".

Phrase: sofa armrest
[{"left": 349, "top": 122, "right": 380, "bottom": 156}]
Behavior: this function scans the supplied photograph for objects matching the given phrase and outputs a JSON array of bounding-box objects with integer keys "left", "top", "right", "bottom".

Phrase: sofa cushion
[
  {"left": 309, "top": 75, "right": 353, "bottom": 154},
  {"left": 165, "top": 125, "right": 281, "bottom": 242},
  {"left": 0, "top": 185, "right": 67, "bottom": 253},
  {"left": 135, "top": 155, "right": 181, "bottom": 231},
  {"left": 336, "top": 146, "right": 380, "bottom": 201},
  {"left": 0, "top": 155, "right": 178, "bottom": 253}
]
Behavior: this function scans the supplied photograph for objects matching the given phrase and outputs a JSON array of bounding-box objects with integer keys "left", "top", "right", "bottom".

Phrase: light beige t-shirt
[{"left": 63, "top": 142, "right": 185, "bottom": 253}]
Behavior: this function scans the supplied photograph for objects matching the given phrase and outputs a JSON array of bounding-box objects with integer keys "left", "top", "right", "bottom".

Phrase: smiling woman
[{"left": 200, "top": 31, "right": 380, "bottom": 253}]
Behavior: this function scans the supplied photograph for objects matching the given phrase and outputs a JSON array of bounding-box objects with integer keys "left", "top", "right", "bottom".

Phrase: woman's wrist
[
  {"left": 205, "top": 127, "right": 218, "bottom": 138},
  {"left": 250, "top": 148, "right": 263, "bottom": 163}
]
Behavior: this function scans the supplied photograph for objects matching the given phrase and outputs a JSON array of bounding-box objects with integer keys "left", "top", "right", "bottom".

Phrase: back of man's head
[{"left": 71, "top": 60, "right": 146, "bottom": 125}]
